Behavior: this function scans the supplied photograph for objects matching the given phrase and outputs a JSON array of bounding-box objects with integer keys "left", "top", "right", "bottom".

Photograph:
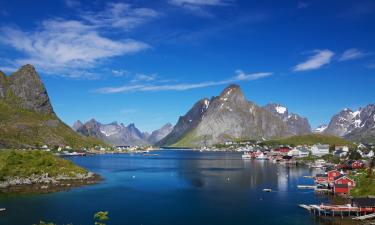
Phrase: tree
[
  {"left": 348, "top": 150, "right": 362, "bottom": 160},
  {"left": 94, "top": 211, "right": 109, "bottom": 225}
]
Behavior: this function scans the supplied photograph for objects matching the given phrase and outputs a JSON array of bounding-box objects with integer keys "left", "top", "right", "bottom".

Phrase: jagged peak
[{"left": 220, "top": 84, "right": 242, "bottom": 97}]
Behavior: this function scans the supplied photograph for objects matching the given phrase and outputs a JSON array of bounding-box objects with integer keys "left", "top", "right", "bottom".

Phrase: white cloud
[
  {"left": 0, "top": 3, "right": 157, "bottom": 78},
  {"left": 169, "top": 0, "right": 232, "bottom": 16},
  {"left": 82, "top": 3, "right": 158, "bottom": 30},
  {"left": 131, "top": 73, "right": 157, "bottom": 82},
  {"left": 293, "top": 49, "right": 334, "bottom": 72},
  {"left": 339, "top": 48, "right": 366, "bottom": 61},
  {"left": 96, "top": 70, "right": 272, "bottom": 94}
]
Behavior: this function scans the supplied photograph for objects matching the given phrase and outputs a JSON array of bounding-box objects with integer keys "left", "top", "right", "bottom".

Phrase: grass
[
  {"left": 0, "top": 101, "right": 104, "bottom": 149},
  {"left": 263, "top": 134, "right": 356, "bottom": 148},
  {"left": 0, "top": 150, "right": 88, "bottom": 181},
  {"left": 349, "top": 169, "right": 375, "bottom": 197}
]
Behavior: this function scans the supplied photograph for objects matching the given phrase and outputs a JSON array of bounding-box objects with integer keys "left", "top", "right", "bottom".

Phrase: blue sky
[{"left": 0, "top": 0, "right": 374, "bottom": 132}]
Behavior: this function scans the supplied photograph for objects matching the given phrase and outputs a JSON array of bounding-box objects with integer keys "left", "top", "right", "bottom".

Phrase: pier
[{"left": 353, "top": 213, "right": 375, "bottom": 221}]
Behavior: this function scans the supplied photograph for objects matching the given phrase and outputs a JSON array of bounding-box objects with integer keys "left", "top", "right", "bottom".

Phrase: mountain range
[
  {"left": 1, "top": 64, "right": 374, "bottom": 149},
  {"left": 73, "top": 119, "right": 173, "bottom": 146},
  {"left": 158, "top": 85, "right": 312, "bottom": 147},
  {"left": 0, "top": 65, "right": 103, "bottom": 148},
  {"left": 315, "top": 105, "right": 375, "bottom": 143}
]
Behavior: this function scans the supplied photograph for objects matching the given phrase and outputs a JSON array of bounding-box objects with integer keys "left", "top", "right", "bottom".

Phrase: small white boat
[
  {"left": 256, "top": 153, "right": 268, "bottom": 160},
  {"left": 0, "top": 208, "right": 6, "bottom": 212},
  {"left": 262, "top": 189, "right": 272, "bottom": 192},
  {"left": 241, "top": 152, "right": 252, "bottom": 159}
]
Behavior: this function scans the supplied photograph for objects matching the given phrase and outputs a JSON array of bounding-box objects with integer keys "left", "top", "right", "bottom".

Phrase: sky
[{"left": 0, "top": 0, "right": 374, "bottom": 132}]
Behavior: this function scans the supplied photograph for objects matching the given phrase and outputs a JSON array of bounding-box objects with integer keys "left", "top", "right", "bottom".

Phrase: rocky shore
[{"left": 0, "top": 172, "right": 101, "bottom": 194}]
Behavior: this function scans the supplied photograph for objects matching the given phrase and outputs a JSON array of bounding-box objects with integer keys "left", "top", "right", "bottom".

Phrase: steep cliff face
[
  {"left": 157, "top": 98, "right": 209, "bottom": 146},
  {"left": 320, "top": 104, "right": 375, "bottom": 143},
  {"left": 147, "top": 123, "right": 173, "bottom": 144},
  {"left": 7, "top": 65, "right": 54, "bottom": 114},
  {"left": 263, "top": 103, "right": 311, "bottom": 135},
  {"left": 0, "top": 65, "right": 103, "bottom": 148},
  {"left": 159, "top": 85, "right": 290, "bottom": 147}
]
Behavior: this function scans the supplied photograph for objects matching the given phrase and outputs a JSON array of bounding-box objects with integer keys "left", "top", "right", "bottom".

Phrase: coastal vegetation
[
  {"left": 350, "top": 167, "right": 375, "bottom": 197},
  {"left": 0, "top": 150, "right": 87, "bottom": 181},
  {"left": 34, "top": 211, "right": 109, "bottom": 225},
  {"left": 0, "top": 101, "right": 104, "bottom": 149},
  {"left": 262, "top": 134, "right": 356, "bottom": 148}
]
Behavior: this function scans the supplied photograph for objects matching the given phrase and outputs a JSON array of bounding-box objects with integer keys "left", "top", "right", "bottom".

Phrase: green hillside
[
  {"left": 0, "top": 101, "right": 104, "bottom": 149},
  {"left": 0, "top": 150, "right": 87, "bottom": 180},
  {"left": 263, "top": 134, "right": 356, "bottom": 148}
]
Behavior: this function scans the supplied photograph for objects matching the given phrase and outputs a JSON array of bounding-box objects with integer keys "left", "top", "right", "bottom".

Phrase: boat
[
  {"left": 0, "top": 208, "right": 5, "bottom": 212},
  {"left": 241, "top": 152, "right": 252, "bottom": 159},
  {"left": 256, "top": 153, "right": 269, "bottom": 160},
  {"left": 262, "top": 189, "right": 272, "bottom": 192},
  {"left": 310, "top": 159, "right": 326, "bottom": 168}
]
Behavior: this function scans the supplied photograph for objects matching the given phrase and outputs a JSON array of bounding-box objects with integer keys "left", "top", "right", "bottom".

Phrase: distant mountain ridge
[
  {"left": 158, "top": 84, "right": 310, "bottom": 147},
  {"left": 320, "top": 104, "right": 375, "bottom": 143},
  {"left": 0, "top": 65, "right": 103, "bottom": 148},
  {"left": 74, "top": 119, "right": 173, "bottom": 146},
  {"left": 263, "top": 103, "right": 311, "bottom": 135}
]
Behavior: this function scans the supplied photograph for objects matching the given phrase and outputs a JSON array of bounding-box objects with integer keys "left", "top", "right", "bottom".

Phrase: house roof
[
  {"left": 352, "top": 198, "right": 375, "bottom": 207},
  {"left": 335, "top": 183, "right": 349, "bottom": 188},
  {"left": 334, "top": 175, "right": 355, "bottom": 182}
]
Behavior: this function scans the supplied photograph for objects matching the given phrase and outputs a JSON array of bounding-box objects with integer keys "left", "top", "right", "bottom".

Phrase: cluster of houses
[{"left": 314, "top": 169, "right": 356, "bottom": 195}]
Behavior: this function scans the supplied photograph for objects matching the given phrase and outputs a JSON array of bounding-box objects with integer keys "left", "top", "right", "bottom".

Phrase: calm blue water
[{"left": 0, "top": 150, "right": 341, "bottom": 225}]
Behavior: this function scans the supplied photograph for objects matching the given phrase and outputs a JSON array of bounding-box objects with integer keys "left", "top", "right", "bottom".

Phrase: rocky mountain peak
[
  {"left": 7, "top": 64, "right": 54, "bottom": 114},
  {"left": 219, "top": 84, "right": 245, "bottom": 103},
  {"left": 72, "top": 120, "right": 84, "bottom": 131},
  {"left": 263, "top": 103, "right": 311, "bottom": 135}
]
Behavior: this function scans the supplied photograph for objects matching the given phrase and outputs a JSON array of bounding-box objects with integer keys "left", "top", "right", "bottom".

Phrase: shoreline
[{"left": 0, "top": 173, "right": 102, "bottom": 195}]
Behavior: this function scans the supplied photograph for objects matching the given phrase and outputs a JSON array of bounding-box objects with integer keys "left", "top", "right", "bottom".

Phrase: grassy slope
[
  {"left": 170, "top": 129, "right": 204, "bottom": 148},
  {"left": 349, "top": 170, "right": 375, "bottom": 197},
  {"left": 0, "top": 150, "right": 87, "bottom": 181},
  {"left": 263, "top": 134, "right": 356, "bottom": 148},
  {"left": 0, "top": 101, "right": 104, "bottom": 149}
]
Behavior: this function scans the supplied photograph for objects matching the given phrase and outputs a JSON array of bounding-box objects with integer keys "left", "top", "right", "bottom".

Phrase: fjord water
[{"left": 1, "top": 150, "right": 340, "bottom": 225}]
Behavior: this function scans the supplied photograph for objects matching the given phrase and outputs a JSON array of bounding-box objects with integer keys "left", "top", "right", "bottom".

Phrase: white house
[
  {"left": 311, "top": 144, "right": 330, "bottom": 156},
  {"left": 335, "top": 145, "right": 349, "bottom": 152},
  {"left": 288, "top": 147, "right": 310, "bottom": 158}
]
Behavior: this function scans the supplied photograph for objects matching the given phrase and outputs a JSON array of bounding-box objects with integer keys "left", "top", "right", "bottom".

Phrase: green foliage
[
  {"left": 350, "top": 169, "right": 375, "bottom": 197},
  {"left": 0, "top": 101, "right": 105, "bottom": 149},
  {"left": 263, "top": 134, "right": 356, "bottom": 148},
  {"left": 94, "top": 211, "right": 109, "bottom": 225},
  {"left": 0, "top": 150, "right": 87, "bottom": 180},
  {"left": 348, "top": 150, "right": 362, "bottom": 160},
  {"left": 32, "top": 212, "right": 108, "bottom": 225}
]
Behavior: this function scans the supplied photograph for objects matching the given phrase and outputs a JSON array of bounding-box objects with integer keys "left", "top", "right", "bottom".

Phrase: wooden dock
[
  {"left": 353, "top": 213, "right": 375, "bottom": 221},
  {"left": 297, "top": 185, "right": 316, "bottom": 189}
]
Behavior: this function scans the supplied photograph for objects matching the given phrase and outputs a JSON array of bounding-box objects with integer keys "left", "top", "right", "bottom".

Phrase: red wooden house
[
  {"left": 351, "top": 161, "right": 363, "bottom": 169},
  {"left": 333, "top": 175, "right": 355, "bottom": 194},
  {"left": 274, "top": 147, "right": 290, "bottom": 155},
  {"left": 315, "top": 174, "right": 328, "bottom": 184},
  {"left": 327, "top": 170, "right": 341, "bottom": 183}
]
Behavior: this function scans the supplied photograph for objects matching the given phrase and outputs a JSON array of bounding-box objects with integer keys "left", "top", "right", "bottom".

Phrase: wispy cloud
[
  {"left": 0, "top": 3, "right": 157, "bottom": 78},
  {"left": 169, "top": 0, "right": 233, "bottom": 17},
  {"left": 293, "top": 49, "right": 334, "bottom": 72},
  {"left": 131, "top": 73, "right": 157, "bottom": 82},
  {"left": 96, "top": 70, "right": 272, "bottom": 94},
  {"left": 339, "top": 48, "right": 367, "bottom": 61},
  {"left": 64, "top": 0, "right": 80, "bottom": 8}
]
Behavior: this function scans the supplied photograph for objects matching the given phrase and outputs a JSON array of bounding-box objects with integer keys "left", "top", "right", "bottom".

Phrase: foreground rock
[{"left": 0, "top": 172, "right": 101, "bottom": 194}]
